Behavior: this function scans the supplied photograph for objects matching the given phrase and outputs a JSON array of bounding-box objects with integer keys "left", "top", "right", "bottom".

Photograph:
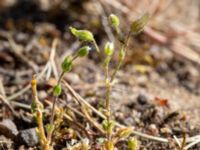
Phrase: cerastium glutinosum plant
[
  {"left": 101, "top": 13, "right": 149, "bottom": 150},
  {"left": 31, "top": 12, "right": 149, "bottom": 150},
  {"left": 31, "top": 28, "right": 99, "bottom": 149}
]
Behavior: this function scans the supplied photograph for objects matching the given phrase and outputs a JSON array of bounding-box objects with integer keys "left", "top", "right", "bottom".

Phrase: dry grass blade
[
  {"left": 185, "top": 138, "right": 200, "bottom": 150},
  {"left": 81, "top": 105, "right": 105, "bottom": 134},
  {"left": 0, "top": 94, "right": 15, "bottom": 114}
]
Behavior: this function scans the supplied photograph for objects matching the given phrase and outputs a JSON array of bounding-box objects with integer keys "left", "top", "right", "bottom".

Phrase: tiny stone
[
  {"left": 0, "top": 119, "right": 18, "bottom": 139},
  {"left": 137, "top": 94, "right": 147, "bottom": 105},
  {"left": 17, "top": 128, "right": 39, "bottom": 147},
  {"left": 148, "top": 124, "right": 159, "bottom": 135}
]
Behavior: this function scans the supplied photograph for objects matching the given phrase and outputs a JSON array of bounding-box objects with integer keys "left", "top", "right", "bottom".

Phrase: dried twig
[
  {"left": 174, "top": 135, "right": 181, "bottom": 148},
  {"left": 81, "top": 105, "right": 105, "bottom": 134},
  {"left": 0, "top": 78, "right": 6, "bottom": 97}
]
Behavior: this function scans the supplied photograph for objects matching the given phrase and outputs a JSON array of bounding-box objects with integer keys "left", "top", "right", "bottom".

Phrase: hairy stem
[{"left": 104, "top": 30, "right": 132, "bottom": 142}]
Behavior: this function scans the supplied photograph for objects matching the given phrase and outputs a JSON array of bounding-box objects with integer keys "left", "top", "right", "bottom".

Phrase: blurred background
[{"left": 0, "top": 0, "right": 200, "bottom": 149}]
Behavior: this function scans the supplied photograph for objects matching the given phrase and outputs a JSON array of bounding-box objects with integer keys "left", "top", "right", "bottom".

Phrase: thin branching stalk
[
  {"left": 93, "top": 40, "right": 100, "bottom": 53},
  {"left": 110, "top": 30, "right": 131, "bottom": 83},
  {"left": 47, "top": 53, "right": 79, "bottom": 142},
  {"left": 103, "top": 30, "right": 132, "bottom": 142}
]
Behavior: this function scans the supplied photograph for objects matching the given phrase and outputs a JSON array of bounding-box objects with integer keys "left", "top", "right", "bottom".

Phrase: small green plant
[
  {"left": 31, "top": 42, "right": 91, "bottom": 149},
  {"left": 31, "top": 13, "right": 149, "bottom": 150},
  {"left": 47, "top": 45, "right": 91, "bottom": 146},
  {"left": 100, "top": 13, "right": 149, "bottom": 149}
]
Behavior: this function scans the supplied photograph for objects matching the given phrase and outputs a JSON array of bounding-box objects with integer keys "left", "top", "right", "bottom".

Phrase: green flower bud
[
  {"left": 109, "top": 14, "right": 120, "bottom": 29},
  {"left": 69, "top": 27, "right": 94, "bottom": 42},
  {"left": 53, "top": 84, "right": 62, "bottom": 96},
  {"left": 104, "top": 42, "right": 114, "bottom": 56},
  {"left": 78, "top": 46, "right": 91, "bottom": 57},
  {"left": 62, "top": 56, "right": 72, "bottom": 72},
  {"left": 131, "top": 13, "right": 149, "bottom": 34}
]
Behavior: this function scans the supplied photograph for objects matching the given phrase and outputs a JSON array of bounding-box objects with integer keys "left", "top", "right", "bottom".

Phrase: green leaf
[
  {"left": 45, "top": 123, "right": 54, "bottom": 134},
  {"left": 78, "top": 46, "right": 91, "bottom": 57},
  {"left": 69, "top": 27, "right": 94, "bottom": 42},
  {"left": 104, "top": 42, "right": 114, "bottom": 56},
  {"left": 62, "top": 56, "right": 72, "bottom": 72},
  {"left": 102, "top": 120, "right": 115, "bottom": 132},
  {"left": 109, "top": 14, "right": 120, "bottom": 29},
  {"left": 131, "top": 13, "right": 149, "bottom": 34},
  {"left": 53, "top": 84, "right": 62, "bottom": 97},
  {"left": 31, "top": 101, "right": 37, "bottom": 113}
]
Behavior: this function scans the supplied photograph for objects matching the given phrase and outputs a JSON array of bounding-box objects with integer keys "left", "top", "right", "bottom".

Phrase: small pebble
[
  {"left": 148, "top": 124, "right": 159, "bottom": 135},
  {"left": 17, "top": 128, "right": 38, "bottom": 147},
  {"left": 0, "top": 119, "right": 18, "bottom": 139},
  {"left": 137, "top": 94, "right": 147, "bottom": 105}
]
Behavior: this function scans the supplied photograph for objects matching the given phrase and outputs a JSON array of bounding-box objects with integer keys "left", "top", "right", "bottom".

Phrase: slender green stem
[
  {"left": 124, "top": 30, "right": 132, "bottom": 54},
  {"left": 110, "top": 30, "right": 131, "bottom": 83},
  {"left": 48, "top": 71, "right": 64, "bottom": 141},
  {"left": 93, "top": 40, "right": 100, "bottom": 53},
  {"left": 110, "top": 60, "right": 122, "bottom": 83},
  {"left": 104, "top": 29, "right": 132, "bottom": 141},
  {"left": 48, "top": 55, "right": 79, "bottom": 142},
  {"left": 106, "top": 83, "right": 111, "bottom": 140},
  {"left": 103, "top": 55, "right": 112, "bottom": 140},
  {"left": 71, "top": 53, "right": 79, "bottom": 62},
  {"left": 104, "top": 57, "right": 111, "bottom": 81}
]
